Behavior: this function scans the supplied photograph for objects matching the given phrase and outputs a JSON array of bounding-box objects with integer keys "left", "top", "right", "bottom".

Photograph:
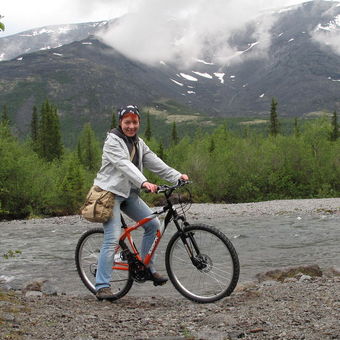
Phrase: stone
[
  {"left": 25, "top": 290, "right": 43, "bottom": 297},
  {"left": 298, "top": 275, "right": 312, "bottom": 282},
  {"left": 255, "top": 265, "right": 322, "bottom": 282}
]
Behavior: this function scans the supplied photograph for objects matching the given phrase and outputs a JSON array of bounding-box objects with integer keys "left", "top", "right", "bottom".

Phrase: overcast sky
[
  {"left": 1, "top": 0, "right": 312, "bottom": 37},
  {"left": 1, "top": 0, "right": 339, "bottom": 66}
]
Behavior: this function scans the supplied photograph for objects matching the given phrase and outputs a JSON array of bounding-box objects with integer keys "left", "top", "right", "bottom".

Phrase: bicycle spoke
[
  {"left": 166, "top": 225, "right": 239, "bottom": 303},
  {"left": 75, "top": 228, "right": 133, "bottom": 298}
]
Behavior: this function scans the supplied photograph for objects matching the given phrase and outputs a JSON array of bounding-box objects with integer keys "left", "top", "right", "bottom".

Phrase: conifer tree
[
  {"left": 157, "top": 141, "right": 165, "bottom": 161},
  {"left": 110, "top": 109, "right": 117, "bottom": 129},
  {"left": 60, "top": 155, "right": 84, "bottom": 214},
  {"left": 0, "top": 15, "right": 4, "bottom": 31},
  {"left": 77, "top": 123, "right": 101, "bottom": 171},
  {"left": 144, "top": 112, "right": 152, "bottom": 141},
  {"left": 294, "top": 117, "right": 300, "bottom": 138},
  {"left": 171, "top": 121, "right": 179, "bottom": 145},
  {"left": 330, "top": 110, "right": 339, "bottom": 141},
  {"left": 208, "top": 137, "right": 215, "bottom": 153},
  {"left": 31, "top": 106, "right": 39, "bottom": 151},
  {"left": 269, "top": 98, "right": 280, "bottom": 137},
  {"left": 1, "top": 104, "right": 9, "bottom": 125},
  {"left": 37, "top": 100, "right": 63, "bottom": 161}
]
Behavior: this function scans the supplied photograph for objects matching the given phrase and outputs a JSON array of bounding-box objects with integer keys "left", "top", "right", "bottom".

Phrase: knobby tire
[
  {"left": 165, "top": 224, "right": 239, "bottom": 303},
  {"left": 75, "top": 228, "right": 133, "bottom": 300}
]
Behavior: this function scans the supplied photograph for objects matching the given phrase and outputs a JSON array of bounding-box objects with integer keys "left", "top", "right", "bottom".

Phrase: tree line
[{"left": 0, "top": 99, "right": 339, "bottom": 220}]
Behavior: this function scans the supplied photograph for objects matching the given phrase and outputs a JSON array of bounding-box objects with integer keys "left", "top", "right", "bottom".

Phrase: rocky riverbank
[
  {"left": 1, "top": 265, "right": 340, "bottom": 340},
  {"left": 1, "top": 198, "right": 340, "bottom": 339}
]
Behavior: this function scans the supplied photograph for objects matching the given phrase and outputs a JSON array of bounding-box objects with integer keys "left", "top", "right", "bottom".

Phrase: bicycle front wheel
[
  {"left": 165, "top": 224, "right": 239, "bottom": 303},
  {"left": 75, "top": 228, "right": 133, "bottom": 300}
]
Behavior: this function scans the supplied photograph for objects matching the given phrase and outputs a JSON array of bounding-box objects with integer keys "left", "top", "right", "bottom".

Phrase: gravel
[
  {"left": 1, "top": 198, "right": 340, "bottom": 339},
  {"left": 1, "top": 275, "right": 339, "bottom": 340},
  {"left": 186, "top": 198, "right": 340, "bottom": 218}
]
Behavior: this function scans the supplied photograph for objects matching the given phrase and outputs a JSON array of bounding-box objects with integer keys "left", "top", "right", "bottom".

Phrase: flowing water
[{"left": 0, "top": 213, "right": 339, "bottom": 297}]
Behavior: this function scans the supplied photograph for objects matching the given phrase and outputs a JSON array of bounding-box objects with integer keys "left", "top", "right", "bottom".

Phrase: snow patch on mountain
[
  {"left": 315, "top": 14, "right": 340, "bottom": 31},
  {"left": 179, "top": 73, "right": 198, "bottom": 82},
  {"left": 312, "top": 12, "right": 340, "bottom": 55},
  {"left": 192, "top": 71, "right": 213, "bottom": 79},
  {"left": 196, "top": 59, "right": 214, "bottom": 65},
  {"left": 170, "top": 79, "right": 184, "bottom": 86},
  {"left": 214, "top": 73, "right": 225, "bottom": 84}
]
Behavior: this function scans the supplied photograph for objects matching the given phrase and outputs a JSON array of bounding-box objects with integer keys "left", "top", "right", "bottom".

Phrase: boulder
[{"left": 255, "top": 265, "right": 322, "bottom": 282}]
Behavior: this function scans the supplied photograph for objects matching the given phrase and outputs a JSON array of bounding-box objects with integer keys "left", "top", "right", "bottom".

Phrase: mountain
[
  {"left": 0, "top": 0, "right": 340, "bottom": 142},
  {"left": 0, "top": 20, "right": 111, "bottom": 61}
]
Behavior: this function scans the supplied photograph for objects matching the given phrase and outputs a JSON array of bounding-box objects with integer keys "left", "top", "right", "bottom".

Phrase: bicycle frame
[{"left": 113, "top": 205, "right": 177, "bottom": 271}]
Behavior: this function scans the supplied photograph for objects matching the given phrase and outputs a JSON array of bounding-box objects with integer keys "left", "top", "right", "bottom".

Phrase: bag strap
[{"left": 130, "top": 143, "right": 136, "bottom": 161}]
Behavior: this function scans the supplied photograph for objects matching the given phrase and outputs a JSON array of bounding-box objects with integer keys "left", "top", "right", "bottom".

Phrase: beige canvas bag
[
  {"left": 80, "top": 185, "right": 115, "bottom": 223},
  {"left": 81, "top": 143, "right": 136, "bottom": 223}
]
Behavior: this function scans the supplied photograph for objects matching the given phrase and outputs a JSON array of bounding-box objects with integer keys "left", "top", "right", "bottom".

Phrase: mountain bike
[{"left": 75, "top": 180, "right": 240, "bottom": 303}]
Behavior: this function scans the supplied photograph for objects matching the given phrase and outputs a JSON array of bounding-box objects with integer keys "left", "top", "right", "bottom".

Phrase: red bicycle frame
[{"left": 112, "top": 211, "right": 165, "bottom": 271}]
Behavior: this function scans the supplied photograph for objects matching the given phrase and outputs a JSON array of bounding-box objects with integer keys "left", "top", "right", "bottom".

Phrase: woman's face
[{"left": 120, "top": 113, "right": 140, "bottom": 137}]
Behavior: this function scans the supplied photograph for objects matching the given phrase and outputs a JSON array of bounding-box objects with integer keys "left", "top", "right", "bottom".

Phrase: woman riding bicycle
[{"left": 93, "top": 104, "right": 189, "bottom": 300}]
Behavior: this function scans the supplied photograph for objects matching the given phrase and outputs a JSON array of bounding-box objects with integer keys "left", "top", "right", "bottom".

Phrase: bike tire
[
  {"left": 75, "top": 227, "right": 133, "bottom": 300},
  {"left": 165, "top": 224, "right": 240, "bottom": 303}
]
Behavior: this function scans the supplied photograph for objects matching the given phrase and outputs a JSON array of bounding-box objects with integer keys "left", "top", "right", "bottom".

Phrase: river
[{"left": 0, "top": 211, "right": 339, "bottom": 297}]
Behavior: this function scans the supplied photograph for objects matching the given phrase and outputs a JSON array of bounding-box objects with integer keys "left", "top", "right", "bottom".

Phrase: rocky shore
[
  {"left": 1, "top": 198, "right": 340, "bottom": 339},
  {"left": 1, "top": 266, "right": 339, "bottom": 340}
]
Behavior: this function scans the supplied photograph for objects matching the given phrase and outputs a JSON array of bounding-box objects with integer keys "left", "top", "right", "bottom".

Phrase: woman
[{"left": 94, "top": 105, "right": 189, "bottom": 300}]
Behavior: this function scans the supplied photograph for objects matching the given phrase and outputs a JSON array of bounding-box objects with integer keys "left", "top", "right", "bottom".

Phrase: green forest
[{"left": 0, "top": 99, "right": 339, "bottom": 220}]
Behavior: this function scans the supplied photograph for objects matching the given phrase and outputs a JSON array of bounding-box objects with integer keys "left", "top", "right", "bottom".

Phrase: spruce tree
[
  {"left": 0, "top": 15, "right": 4, "bottom": 31},
  {"left": 330, "top": 110, "right": 339, "bottom": 141},
  {"left": 157, "top": 141, "right": 165, "bottom": 161},
  {"left": 31, "top": 106, "right": 39, "bottom": 151},
  {"left": 208, "top": 137, "right": 215, "bottom": 153},
  {"left": 294, "top": 117, "right": 300, "bottom": 138},
  {"left": 171, "top": 121, "right": 179, "bottom": 145},
  {"left": 144, "top": 112, "right": 152, "bottom": 141},
  {"left": 60, "top": 155, "right": 84, "bottom": 214},
  {"left": 110, "top": 109, "right": 117, "bottom": 130},
  {"left": 77, "top": 123, "right": 101, "bottom": 171},
  {"left": 269, "top": 98, "right": 280, "bottom": 137},
  {"left": 37, "top": 100, "right": 63, "bottom": 161},
  {"left": 1, "top": 104, "right": 9, "bottom": 125}
]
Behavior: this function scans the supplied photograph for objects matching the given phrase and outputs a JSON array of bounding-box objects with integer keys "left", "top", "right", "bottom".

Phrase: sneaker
[
  {"left": 148, "top": 272, "right": 168, "bottom": 286},
  {"left": 96, "top": 287, "right": 115, "bottom": 301}
]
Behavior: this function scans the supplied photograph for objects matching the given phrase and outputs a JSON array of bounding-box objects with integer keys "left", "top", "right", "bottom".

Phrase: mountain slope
[
  {"left": 0, "top": 21, "right": 110, "bottom": 61},
  {"left": 0, "top": 0, "right": 340, "bottom": 142}
]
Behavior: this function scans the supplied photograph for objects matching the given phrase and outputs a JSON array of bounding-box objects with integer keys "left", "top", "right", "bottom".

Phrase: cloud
[
  {"left": 310, "top": 4, "right": 340, "bottom": 56},
  {"left": 97, "top": 0, "right": 302, "bottom": 67}
]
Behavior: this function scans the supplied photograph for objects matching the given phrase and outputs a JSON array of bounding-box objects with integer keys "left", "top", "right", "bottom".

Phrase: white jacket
[{"left": 94, "top": 133, "right": 181, "bottom": 197}]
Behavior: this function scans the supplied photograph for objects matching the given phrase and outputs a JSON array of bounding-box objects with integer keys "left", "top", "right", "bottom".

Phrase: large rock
[
  {"left": 22, "top": 279, "right": 58, "bottom": 296},
  {"left": 255, "top": 264, "right": 322, "bottom": 282}
]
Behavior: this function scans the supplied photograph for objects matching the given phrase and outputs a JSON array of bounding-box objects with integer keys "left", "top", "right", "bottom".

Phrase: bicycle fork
[{"left": 174, "top": 220, "right": 203, "bottom": 268}]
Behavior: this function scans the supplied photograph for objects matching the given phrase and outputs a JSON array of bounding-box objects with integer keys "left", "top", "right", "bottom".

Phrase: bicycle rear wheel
[
  {"left": 75, "top": 228, "right": 133, "bottom": 300},
  {"left": 165, "top": 224, "right": 239, "bottom": 303}
]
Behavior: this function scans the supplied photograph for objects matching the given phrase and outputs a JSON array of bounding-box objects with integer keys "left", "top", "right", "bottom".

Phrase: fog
[{"left": 97, "top": 0, "right": 303, "bottom": 67}]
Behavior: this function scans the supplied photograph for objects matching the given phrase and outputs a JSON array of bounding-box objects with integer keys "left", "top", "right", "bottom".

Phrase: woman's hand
[
  {"left": 142, "top": 181, "right": 158, "bottom": 193},
  {"left": 180, "top": 174, "right": 189, "bottom": 181}
]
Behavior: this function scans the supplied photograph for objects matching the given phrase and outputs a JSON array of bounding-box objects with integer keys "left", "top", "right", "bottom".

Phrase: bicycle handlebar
[
  {"left": 142, "top": 179, "right": 191, "bottom": 194},
  {"left": 156, "top": 179, "right": 191, "bottom": 194}
]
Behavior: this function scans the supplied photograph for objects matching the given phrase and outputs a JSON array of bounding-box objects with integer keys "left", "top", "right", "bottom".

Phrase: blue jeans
[{"left": 95, "top": 191, "right": 160, "bottom": 290}]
